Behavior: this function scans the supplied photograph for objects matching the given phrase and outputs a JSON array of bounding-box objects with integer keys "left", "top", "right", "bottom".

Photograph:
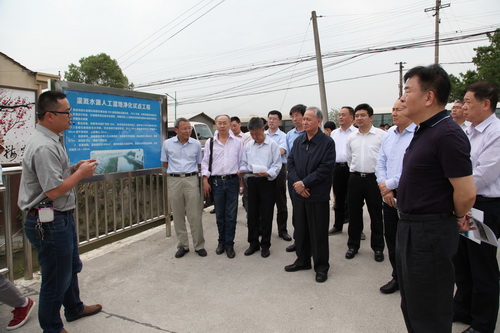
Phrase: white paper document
[{"left": 459, "top": 208, "right": 499, "bottom": 247}]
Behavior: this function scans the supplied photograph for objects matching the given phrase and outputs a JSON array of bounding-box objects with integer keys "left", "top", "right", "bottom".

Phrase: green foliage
[
  {"left": 64, "top": 53, "right": 133, "bottom": 90},
  {"left": 329, "top": 108, "right": 340, "bottom": 127},
  {"left": 449, "top": 29, "right": 500, "bottom": 102}
]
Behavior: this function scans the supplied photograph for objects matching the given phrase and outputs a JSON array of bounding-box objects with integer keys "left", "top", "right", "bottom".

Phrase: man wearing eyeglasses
[
  {"left": 161, "top": 117, "right": 206, "bottom": 259},
  {"left": 18, "top": 91, "right": 102, "bottom": 333}
]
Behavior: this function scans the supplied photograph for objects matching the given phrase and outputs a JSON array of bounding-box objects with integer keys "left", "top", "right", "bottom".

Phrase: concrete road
[{"left": 0, "top": 198, "right": 488, "bottom": 333}]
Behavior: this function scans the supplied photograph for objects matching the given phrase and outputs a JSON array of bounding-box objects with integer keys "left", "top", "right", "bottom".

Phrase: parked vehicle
[{"left": 166, "top": 121, "right": 213, "bottom": 149}]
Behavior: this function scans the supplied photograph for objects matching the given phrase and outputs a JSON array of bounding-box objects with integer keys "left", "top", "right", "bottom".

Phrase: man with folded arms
[
  {"left": 375, "top": 99, "right": 415, "bottom": 294},
  {"left": 453, "top": 82, "right": 500, "bottom": 333},
  {"left": 284, "top": 107, "right": 335, "bottom": 283},
  {"left": 161, "top": 117, "right": 206, "bottom": 258},
  {"left": 240, "top": 117, "right": 282, "bottom": 258}
]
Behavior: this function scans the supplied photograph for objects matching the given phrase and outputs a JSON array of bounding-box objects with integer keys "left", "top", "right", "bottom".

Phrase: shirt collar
[
  {"left": 467, "top": 113, "right": 497, "bottom": 135},
  {"left": 36, "top": 124, "right": 62, "bottom": 143},
  {"left": 392, "top": 122, "right": 416, "bottom": 135},
  {"left": 421, "top": 110, "right": 449, "bottom": 128}
]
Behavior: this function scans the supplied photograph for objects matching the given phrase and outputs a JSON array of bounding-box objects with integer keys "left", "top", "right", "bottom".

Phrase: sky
[{"left": 1, "top": 0, "right": 499, "bottom": 120}]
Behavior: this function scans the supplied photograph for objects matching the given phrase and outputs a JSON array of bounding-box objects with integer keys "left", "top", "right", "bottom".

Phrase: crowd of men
[
  {"left": 9, "top": 64, "right": 498, "bottom": 333},
  {"left": 161, "top": 64, "right": 499, "bottom": 333}
]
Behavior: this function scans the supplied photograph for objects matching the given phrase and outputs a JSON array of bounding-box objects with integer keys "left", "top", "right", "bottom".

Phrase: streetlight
[{"left": 165, "top": 92, "right": 177, "bottom": 120}]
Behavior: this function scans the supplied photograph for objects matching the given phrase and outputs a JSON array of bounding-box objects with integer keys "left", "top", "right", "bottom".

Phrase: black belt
[
  {"left": 336, "top": 162, "right": 348, "bottom": 167},
  {"left": 212, "top": 174, "right": 238, "bottom": 180},
  {"left": 476, "top": 195, "right": 500, "bottom": 203},
  {"left": 351, "top": 171, "right": 375, "bottom": 178},
  {"left": 168, "top": 172, "right": 197, "bottom": 178},
  {"left": 27, "top": 209, "right": 74, "bottom": 217},
  {"left": 399, "top": 212, "right": 453, "bottom": 222}
]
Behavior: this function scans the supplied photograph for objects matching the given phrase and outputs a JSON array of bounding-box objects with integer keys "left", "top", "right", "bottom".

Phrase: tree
[
  {"left": 64, "top": 53, "right": 133, "bottom": 90},
  {"left": 328, "top": 108, "right": 340, "bottom": 127},
  {"left": 449, "top": 29, "right": 500, "bottom": 102}
]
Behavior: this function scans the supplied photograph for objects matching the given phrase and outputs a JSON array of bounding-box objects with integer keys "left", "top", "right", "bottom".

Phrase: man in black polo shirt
[{"left": 397, "top": 64, "right": 476, "bottom": 333}]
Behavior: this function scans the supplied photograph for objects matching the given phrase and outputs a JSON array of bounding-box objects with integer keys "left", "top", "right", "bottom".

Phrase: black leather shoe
[
  {"left": 374, "top": 250, "right": 384, "bottom": 262},
  {"left": 195, "top": 249, "right": 207, "bottom": 257},
  {"left": 216, "top": 243, "right": 225, "bottom": 255},
  {"left": 261, "top": 248, "right": 270, "bottom": 258},
  {"left": 244, "top": 246, "right": 259, "bottom": 256},
  {"left": 380, "top": 278, "right": 399, "bottom": 294},
  {"left": 279, "top": 232, "right": 292, "bottom": 241},
  {"left": 284, "top": 263, "right": 312, "bottom": 272},
  {"left": 462, "top": 327, "right": 482, "bottom": 333},
  {"left": 226, "top": 247, "right": 235, "bottom": 259},
  {"left": 315, "top": 272, "right": 328, "bottom": 283},
  {"left": 285, "top": 243, "right": 296, "bottom": 252},
  {"left": 345, "top": 248, "right": 358, "bottom": 259},
  {"left": 175, "top": 248, "right": 189, "bottom": 258},
  {"left": 328, "top": 226, "right": 342, "bottom": 235}
]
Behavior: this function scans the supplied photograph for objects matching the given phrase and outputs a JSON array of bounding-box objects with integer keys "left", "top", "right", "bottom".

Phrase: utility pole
[
  {"left": 425, "top": 0, "right": 450, "bottom": 64},
  {"left": 395, "top": 62, "right": 406, "bottom": 98},
  {"left": 311, "top": 11, "right": 329, "bottom": 122},
  {"left": 165, "top": 92, "right": 178, "bottom": 119}
]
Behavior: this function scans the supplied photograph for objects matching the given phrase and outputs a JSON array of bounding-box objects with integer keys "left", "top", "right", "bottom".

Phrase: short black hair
[
  {"left": 248, "top": 117, "right": 265, "bottom": 130},
  {"left": 230, "top": 116, "right": 241, "bottom": 123},
  {"left": 37, "top": 91, "right": 67, "bottom": 121},
  {"left": 268, "top": 110, "right": 282, "bottom": 120},
  {"left": 324, "top": 121, "right": 336, "bottom": 131},
  {"left": 289, "top": 104, "right": 306, "bottom": 116},
  {"left": 465, "top": 82, "right": 498, "bottom": 113},
  {"left": 404, "top": 64, "right": 451, "bottom": 106},
  {"left": 341, "top": 106, "right": 355, "bottom": 118},
  {"left": 354, "top": 103, "right": 374, "bottom": 117}
]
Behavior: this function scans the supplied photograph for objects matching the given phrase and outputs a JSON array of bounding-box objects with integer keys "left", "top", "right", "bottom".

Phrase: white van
[{"left": 167, "top": 121, "right": 214, "bottom": 149}]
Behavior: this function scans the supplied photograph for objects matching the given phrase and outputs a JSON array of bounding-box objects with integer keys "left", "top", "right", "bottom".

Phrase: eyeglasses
[{"left": 39, "top": 108, "right": 71, "bottom": 115}]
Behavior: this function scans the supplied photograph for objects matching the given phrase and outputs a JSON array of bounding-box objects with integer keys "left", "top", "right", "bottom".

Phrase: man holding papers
[
  {"left": 453, "top": 82, "right": 500, "bottom": 333},
  {"left": 240, "top": 117, "right": 282, "bottom": 258}
]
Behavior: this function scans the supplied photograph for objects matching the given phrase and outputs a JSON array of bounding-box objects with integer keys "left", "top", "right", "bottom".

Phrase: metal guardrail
[{"left": 1, "top": 166, "right": 170, "bottom": 281}]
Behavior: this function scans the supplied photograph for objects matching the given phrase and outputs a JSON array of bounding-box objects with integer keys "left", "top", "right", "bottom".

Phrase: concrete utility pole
[
  {"left": 425, "top": 0, "right": 450, "bottom": 64},
  {"left": 311, "top": 10, "right": 329, "bottom": 122},
  {"left": 166, "top": 92, "right": 178, "bottom": 119},
  {"left": 395, "top": 62, "right": 406, "bottom": 98}
]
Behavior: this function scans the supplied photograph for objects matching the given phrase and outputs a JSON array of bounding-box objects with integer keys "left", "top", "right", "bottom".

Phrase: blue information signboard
[{"left": 64, "top": 90, "right": 162, "bottom": 174}]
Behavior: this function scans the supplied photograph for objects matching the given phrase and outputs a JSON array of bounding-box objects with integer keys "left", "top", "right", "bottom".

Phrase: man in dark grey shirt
[{"left": 18, "top": 91, "right": 102, "bottom": 333}]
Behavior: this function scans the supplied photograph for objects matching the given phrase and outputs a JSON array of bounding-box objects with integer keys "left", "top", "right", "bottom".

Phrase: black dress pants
[
  {"left": 347, "top": 173, "right": 384, "bottom": 252},
  {"left": 383, "top": 201, "right": 399, "bottom": 280},
  {"left": 274, "top": 164, "right": 288, "bottom": 234},
  {"left": 333, "top": 163, "right": 350, "bottom": 230},
  {"left": 293, "top": 200, "right": 330, "bottom": 273},
  {"left": 247, "top": 177, "right": 276, "bottom": 250},
  {"left": 453, "top": 199, "right": 500, "bottom": 333},
  {"left": 396, "top": 216, "right": 459, "bottom": 333}
]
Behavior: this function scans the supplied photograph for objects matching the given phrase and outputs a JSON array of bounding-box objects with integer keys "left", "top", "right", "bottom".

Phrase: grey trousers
[
  {"left": 0, "top": 274, "right": 25, "bottom": 308},
  {"left": 168, "top": 175, "right": 205, "bottom": 250}
]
